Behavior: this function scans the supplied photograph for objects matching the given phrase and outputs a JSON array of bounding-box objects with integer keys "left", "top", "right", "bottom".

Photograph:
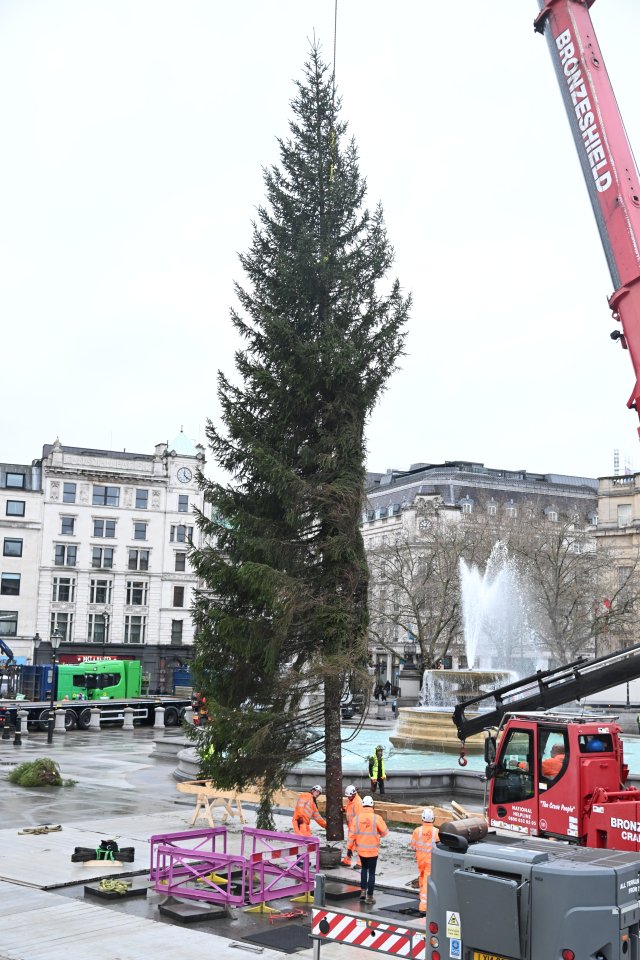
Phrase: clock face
[{"left": 177, "top": 467, "right": 192, "bottom": 483}]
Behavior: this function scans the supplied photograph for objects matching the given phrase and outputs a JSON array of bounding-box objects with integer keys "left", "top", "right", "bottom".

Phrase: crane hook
[{"left": 458, "top": 744, "right": 468, "bottom": 767}]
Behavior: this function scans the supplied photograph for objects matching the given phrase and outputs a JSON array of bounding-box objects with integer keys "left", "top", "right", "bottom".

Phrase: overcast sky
[{"left": 2, "top": 0, "right": 640, "bottom": 481}]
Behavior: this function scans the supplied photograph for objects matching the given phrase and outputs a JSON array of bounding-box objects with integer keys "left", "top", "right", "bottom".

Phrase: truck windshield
[{"left": 493, "top": 728, "right": 535, "bottom": 803}]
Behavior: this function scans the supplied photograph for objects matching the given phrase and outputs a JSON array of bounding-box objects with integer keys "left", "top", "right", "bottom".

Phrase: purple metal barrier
[
  {"left": 148, "top": 825, "right": 319, "bottom": 909},
  {"left": 242, "top": 827, "right": 319, "bottom": 905},
  {"left": 149, "top": 825, "right": 227, "bottom": 881}
]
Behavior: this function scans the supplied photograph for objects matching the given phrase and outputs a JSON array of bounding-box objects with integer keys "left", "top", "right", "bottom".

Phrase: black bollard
[
  {"left": 1, "top": 719, "right": 11, "bottom": 740},
  {"left": 47, "top": 709, "right": 55, "bottom": 746},
  {"left": 13, "top": 714, "right": 22, "bottom": 746}
]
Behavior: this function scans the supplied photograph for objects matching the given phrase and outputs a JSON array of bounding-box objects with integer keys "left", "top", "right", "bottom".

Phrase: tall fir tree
[{"left": 190, "top": 44, "right": 410, "bottom": 837}]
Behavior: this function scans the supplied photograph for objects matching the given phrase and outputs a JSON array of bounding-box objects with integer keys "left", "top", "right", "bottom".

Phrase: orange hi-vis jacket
[
  {"left": 349, "top": 809, "right": 389, "bottom": 858},
  {"left": 292, "top": 792, "right": 326, "bottom": 834},
  {"left": 541, "top": 753, "right": 565, "bottom": 778},
  {"left": 345, "top": 794, "right": 364, "bottom": 830},
  {"left": 410, "top": 823, "right": 439, "bottom": 867}
]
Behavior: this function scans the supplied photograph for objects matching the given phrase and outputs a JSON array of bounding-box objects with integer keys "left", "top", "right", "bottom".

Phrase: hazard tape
[
  {"left": 251, "top": 846, "right": 302, "bottom": 862},
  {"left": 311, "top": 908, "right": 426, "bottom": 958}
]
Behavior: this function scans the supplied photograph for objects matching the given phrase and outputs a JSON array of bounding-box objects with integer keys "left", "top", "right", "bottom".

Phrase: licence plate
[{"left": 473, "top": 954, "right": 508, "bottom": 960}]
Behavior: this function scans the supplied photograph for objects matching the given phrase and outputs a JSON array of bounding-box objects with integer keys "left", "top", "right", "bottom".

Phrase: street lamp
[
  {"left": 47, "top": 629, "right": 63, "bottom": 745},
  {"left": 33, "top": 633, "right": 41, "bottom": 666},
  {"left": 102, "top": 612, "right": 110, "bottom": 660}
]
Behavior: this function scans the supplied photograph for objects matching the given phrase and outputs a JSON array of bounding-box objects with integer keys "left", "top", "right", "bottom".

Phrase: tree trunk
[{"left": 324, "top": 673, "right": 344, "bottom": 841}]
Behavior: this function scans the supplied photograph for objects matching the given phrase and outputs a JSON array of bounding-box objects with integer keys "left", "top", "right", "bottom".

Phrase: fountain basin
[{"left": 390, "top": 706, "right": 487, "bottom": 752}]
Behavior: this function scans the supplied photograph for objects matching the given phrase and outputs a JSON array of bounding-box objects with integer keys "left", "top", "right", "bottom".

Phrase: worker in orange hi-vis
[
  {"left": 292, "top": 785, "right": 326, "bottom": 836},
  {"left": 410, "top": 808, "right": 439, "bottom": 915},
  {"left": 541, "top": 743, "right": 565, "bottom": 780},
  {"left": 349, "top": 795, "right": 389, "bottom": 905},
  {"left": 341, "top": 784, "right": 363, "bottom": 868}
]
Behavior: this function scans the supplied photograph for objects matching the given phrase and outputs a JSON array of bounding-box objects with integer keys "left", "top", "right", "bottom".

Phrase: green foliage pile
[{"left": 8, "top": 757, "right": 76, "bottom": 787}]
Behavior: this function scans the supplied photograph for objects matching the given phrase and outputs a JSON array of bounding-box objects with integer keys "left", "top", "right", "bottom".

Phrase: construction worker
[
  {"left": 292, "top": 784, "right": 326, "bottom": 836},
  {"left": 341, "top": 784, "right": 363, "bottom": 868},
  {"left": 410, "top": 807, "right": 439, "bottom": 914},
  {"left": 368, "top": 745, "right": 386, "bottom": 795},
  {"left": 349, "top": 795, "right": 389, "bottom": 905},
  {"left": 541, "top": 743, "right": 565, "bottom": 779}
]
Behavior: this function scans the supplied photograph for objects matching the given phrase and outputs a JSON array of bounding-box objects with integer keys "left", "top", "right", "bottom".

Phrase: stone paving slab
[
  {"left": 0, "top": 813, "right": 190, "bottom": 888},
  {"left": 0, "top": 881, "right": 287, "bottom": 960}
]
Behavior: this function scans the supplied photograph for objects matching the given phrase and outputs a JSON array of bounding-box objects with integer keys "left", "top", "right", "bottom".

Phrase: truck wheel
[
  {"left": 77, "top": 708, "right": 92, "bottom": 730},
  {"left": 164, "top": 706, "right": 179, "bottom": 726},
  {"left": 64, "top": 710, "right": 77, "bottom": 731},
  {"left": 38, "top": 708, "right": 53, "bottom": 732}
]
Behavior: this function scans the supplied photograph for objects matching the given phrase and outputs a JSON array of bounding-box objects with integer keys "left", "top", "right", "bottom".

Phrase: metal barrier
[
  {"left": 310, "top": 875, "right": 427, "bottom": 959},
  {"left": 241, "top": 826, "right": 319, "bottom": 906},
  {"left": 149, "top": 825, "right": 318, "bottom": 909}
]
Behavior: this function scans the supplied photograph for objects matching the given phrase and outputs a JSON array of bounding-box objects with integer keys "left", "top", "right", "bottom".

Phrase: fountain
[{"left": 391, "top": 542, "right": 534, "bottom": 753}]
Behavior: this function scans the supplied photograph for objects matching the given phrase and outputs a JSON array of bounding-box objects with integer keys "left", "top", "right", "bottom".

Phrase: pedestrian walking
[
  {"left": 368, "top": 745, "right": 387, "bottom": 795},
  {"left": 636, "top": 712, "right": 640, "bottom": 735},
  {"left": 341, "top": 784, "right": 363, "bottom": 868},
  {"left": 349, "top": 795, "right": 389, "bottom": 905},
  {"left": 410, "top": 808, "right": 439, "bottom": 914},
  {"left": 292, "top": 785, "right": 326, "bottom": 836}
]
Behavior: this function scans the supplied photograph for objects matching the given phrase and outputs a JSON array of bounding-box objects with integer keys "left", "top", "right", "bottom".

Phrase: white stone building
[
  {"left": 0, "top": 461, "right": 43, "bottom": 660},
  {"left": 0, "top": 433, "right": 206, "bottom": 692}
]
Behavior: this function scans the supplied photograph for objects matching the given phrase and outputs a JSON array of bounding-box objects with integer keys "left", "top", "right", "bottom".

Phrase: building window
[
  {"left": 52, "top": 577, "right": 76, "bottom": 602},
  {"left": 126, "top": 580, "right": 148, "bottom": 606},
  {"left": 6, "top": 500, "right": 25, "bottom": 517},
  {"left": 128, "top": 549, "right": 149, "bottom": 571},
  {"left": 618, "top": 503, "right": 632, "bottom": 528},
  {"left": 93, "top": 519, "right": 116, "bottom": 538},
  {"left": 135, "top": 489, "right": 149, "bottom": 510},
  {"left": 170, "top": 524, "right": 193, "bottom": 543},
  {"left": 63, "top": 482, "right": 77, "bottom": 504},
  {"left": 88, "top": 613, "right": 110, "bottom": 643},
  {"left": 60, "top": 516, "right": 75, "bottom": 536},
  {"left": 171, "top": 620, "right": 183, "bottom": 644},
  {"left": 124, "top": 615, "right": 146, "bottom": 644},
  {"left": 460, "top": 499, "right": 473, "bottom": 514},
  {"left": 5, "top": 472, "right": 25, "bottom": 489},
  {"left": 92, "top": 485, "right": 120, "bottom": 507},
  {"left": 91, "top": 547, "right": 114, "bottom": 569},
  {"left": 133, "top": 521, "right": 147, "bottom": 541},
  {"left": 546, "top": 510, "right": 558, "bottom": 522},
  {"left": 3, "top": 538, "right": 23, "bottom": 557},
  {"left": 55, "top": 544, "right": 77, "bottom": 566},
  {"left": 175, "top": 552, "right": 186, "bottom": 572},
  {"left": 1, "top": 574, "right": 20, "bottom": 596},
  {"left": 50, "top": 611, "right": 73, "bottom": 642},
  {"left": 0, "top": 610, "right": 18, "bottom": 636},
  {"left": 178, "top": 494, "right": 189, "bottom": 513},
  {"left": 487, "top": 503, "right": 497, "bottom": 516},
  {"left": 173, "top": 586, "right": 185, "bottom": 607},
  {"left": 89, "top": 578, "right": 112, "bottom": 604}
]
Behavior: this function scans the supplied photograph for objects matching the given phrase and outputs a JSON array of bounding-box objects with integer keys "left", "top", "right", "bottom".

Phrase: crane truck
[
  {"left": 424, "top": 2, "right": 640, "bottom": 957},
  {"left": 453, "top": 644, "right": 640, "bottom": 851}
]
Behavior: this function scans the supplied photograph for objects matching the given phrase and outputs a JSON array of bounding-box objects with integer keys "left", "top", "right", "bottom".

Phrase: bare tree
[
  {"left": 507, "top": 508, "right": 640, "bottom": 664},
  {"left": 367, "top": 497, "right": 496, "bottom": 670}
]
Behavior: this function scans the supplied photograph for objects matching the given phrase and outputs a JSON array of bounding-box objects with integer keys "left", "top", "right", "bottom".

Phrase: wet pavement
[{"left": 0, "top": 726, "right": 423, "bottom": 960}]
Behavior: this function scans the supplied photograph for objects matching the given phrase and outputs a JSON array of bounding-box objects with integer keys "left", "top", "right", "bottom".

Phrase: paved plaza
[{"left": 0, "top": 726, "right": 422, "bottom": 960}]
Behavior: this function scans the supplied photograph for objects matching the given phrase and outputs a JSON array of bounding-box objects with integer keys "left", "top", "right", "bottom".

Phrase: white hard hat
[
  {"left": 345, "top": 785, "right": 357, "bottom": 798},
  {"left": 311, "top": 784, "right": 322, "bottom": 794},
  {"left": 362, "top": 795, "right": 374, "bottom": 808},
  {"left": 422, "top": 808, "right": 435, "bottom": 823}
]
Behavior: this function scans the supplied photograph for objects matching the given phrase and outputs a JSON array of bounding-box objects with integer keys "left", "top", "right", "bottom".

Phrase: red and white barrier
[{"left": 311, "top": 907, "right": 426, "bottom": 959}]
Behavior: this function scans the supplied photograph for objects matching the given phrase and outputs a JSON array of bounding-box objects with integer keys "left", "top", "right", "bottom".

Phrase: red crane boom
[{"left": 535, "top": 0, "right": 640, "bottom": 429}]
